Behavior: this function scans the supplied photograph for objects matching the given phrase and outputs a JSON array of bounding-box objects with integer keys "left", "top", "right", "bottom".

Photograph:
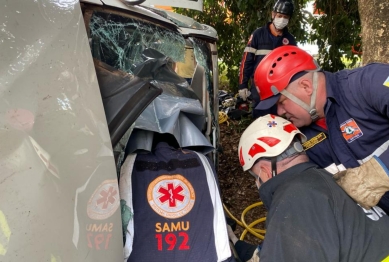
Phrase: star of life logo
[
  {"left": 147, "top": 174, "right": 195, "bottom": 219},
  {"left": 87, "top": 179, "right": 120, "bottom": 220},
  {"left": 267, "top": 120, "right": 277, "bottom": 127}
]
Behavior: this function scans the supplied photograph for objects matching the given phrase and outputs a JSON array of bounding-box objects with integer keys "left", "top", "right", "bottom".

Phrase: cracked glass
[{"left": 89, "top": 11, "right": 186, "bottom": 74}]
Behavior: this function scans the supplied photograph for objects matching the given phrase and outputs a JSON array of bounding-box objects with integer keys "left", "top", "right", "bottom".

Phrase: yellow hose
[{"left": 223, "top": 202, "right": 266, "bottom": 241}]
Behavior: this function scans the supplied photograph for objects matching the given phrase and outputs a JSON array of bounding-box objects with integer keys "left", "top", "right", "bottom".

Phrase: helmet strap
[
  {"left": 277, "top": 140, "right": 304, "bottom": 161},
  {"left": 271, "top": 157, "right": 277, "bottom": 177},
  {"left": 280, "top": 71, "right": 319, "bottom": 121}
]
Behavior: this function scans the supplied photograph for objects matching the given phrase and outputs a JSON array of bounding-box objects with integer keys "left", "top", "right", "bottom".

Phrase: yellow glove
[{"left": 333, "top": 156, "right": 389, "bottom": 209}]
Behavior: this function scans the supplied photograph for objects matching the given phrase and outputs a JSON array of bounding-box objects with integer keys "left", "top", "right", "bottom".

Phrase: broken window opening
[{"left": 192, "top": 37, "right": 212, "bottom": 90}]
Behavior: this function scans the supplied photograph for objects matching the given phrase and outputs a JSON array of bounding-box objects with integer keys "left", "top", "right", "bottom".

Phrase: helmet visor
[{"left": 255, "top": 94, "right": 280, "bottom": 110}]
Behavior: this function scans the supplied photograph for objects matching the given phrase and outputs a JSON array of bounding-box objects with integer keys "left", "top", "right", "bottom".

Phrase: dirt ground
[{"left": 218, "top": 116, "right": 267, "bottom": 246}]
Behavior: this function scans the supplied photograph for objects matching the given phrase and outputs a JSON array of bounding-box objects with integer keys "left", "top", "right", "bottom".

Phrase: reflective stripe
[
  {"left": 195, "top": 152, "right": 231, "bottom": 262},
  {"left": 358, "top": 139, "right": 389, "bottom": 164},
  {"left": 324, "top": 163, "right": 346, "bottom": 174},
  {"left": 323, "top": 139, "right": 389, "bottom": 174},
  {"left": 239, "top": 52, "right": 248, "bottom": 84},
  {"left": 244, "top": 47, "right": 257, "bottom": 54},
  {"left": 120, "top": 153, "right": 137, "bottom": 262},
  {"left": 382, "top": 255, "right": 389, "bottom": 262},
  {"left": 243, "top": 47, "right": 271, "bottom": 56},
  {"left": 255, "top": 49, "right": 271, "bottom": 55}
]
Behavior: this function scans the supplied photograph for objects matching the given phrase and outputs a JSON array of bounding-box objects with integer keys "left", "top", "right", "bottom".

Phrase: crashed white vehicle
[{"left": 0, "top": 0, "right": 220, "bottom": 261}]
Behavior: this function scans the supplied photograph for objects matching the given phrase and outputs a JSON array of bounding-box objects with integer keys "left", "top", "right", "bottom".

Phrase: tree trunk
[{"left": 358, "top": 0, "right": 389, "bottom": 64}]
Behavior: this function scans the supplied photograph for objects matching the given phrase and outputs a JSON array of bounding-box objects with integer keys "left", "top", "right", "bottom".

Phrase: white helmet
[{"left": 238, "top": 114, "right": 307, "bottom": 171}]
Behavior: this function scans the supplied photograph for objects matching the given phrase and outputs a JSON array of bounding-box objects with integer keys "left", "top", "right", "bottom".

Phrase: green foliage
[
  {"left": 311, "top": 0, "right": 361, "bottom": 71},
  {"left": 176, "top": 0, "right": 361, "bottom": 87},
  {"left": 341, "top": 55, "right": 361, "bottom": 69},
  {"left": 218, "top": 61, "right": 231, "bottom": 91},
  {"left": 176, "top": 0, "right": 311, "bottom": 92}
]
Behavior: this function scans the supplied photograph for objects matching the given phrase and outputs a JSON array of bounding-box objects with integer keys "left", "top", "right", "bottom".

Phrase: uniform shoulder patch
[
  {"left": 340, "top": 118, "right": 363, "bottom": 143},
  {"left": 383, "top": 76, "right": 389, "bottom": 87}
]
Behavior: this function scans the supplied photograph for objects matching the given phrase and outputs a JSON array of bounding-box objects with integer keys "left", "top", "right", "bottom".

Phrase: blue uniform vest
[{"left": 126, "top": 143, "right": 229, "bottom": 262}]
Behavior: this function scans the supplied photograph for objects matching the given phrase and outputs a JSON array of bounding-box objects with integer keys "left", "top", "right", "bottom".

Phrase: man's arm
[
  {"left": 363, "top": 63, "right": 389, "bottom": 167},
  {"left": 334, "top": 64, "right": 389, "bottom": 209},
  {"left": 239, "top": 31, "right": 259, "bottom": 90}
]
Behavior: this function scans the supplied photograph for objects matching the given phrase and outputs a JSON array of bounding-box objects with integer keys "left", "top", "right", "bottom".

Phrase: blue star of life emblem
[{"left": 267, "top": 121, "right": 277, "bottom": 127}]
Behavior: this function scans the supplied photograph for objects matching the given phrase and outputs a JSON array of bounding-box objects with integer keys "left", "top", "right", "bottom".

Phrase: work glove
[
  {"left": 238, "top": 88, "right": 251, "bottom": 101},
  {"left": 333, "top": 156, "right": 389, "bottom": 209}
]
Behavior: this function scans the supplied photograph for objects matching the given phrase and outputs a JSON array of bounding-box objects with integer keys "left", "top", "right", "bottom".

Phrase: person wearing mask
[
  {"left": 253, "top": 45, "right": 389, "bottom": 213},
  {"left": 230, "top": 114, "right": 389, "bottom": 261},
  {"left": 238, "top": 0, "right": 296, "bottom": 119}
]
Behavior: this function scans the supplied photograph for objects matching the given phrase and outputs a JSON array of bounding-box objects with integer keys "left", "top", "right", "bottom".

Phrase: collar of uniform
[
  {"left": 154, "top": 141, "right": 174, "bottom": 150},
  {"left": 323, "top": 71, "right": 340, "bottom": 116},
  {"left": 259, "top": 162, "right": 318, "bottom": 210}
]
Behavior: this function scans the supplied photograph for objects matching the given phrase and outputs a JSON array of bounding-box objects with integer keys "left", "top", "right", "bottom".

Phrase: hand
[
  {"left": 238, "top": 88, "right": 251, "bottom": 101},
  {"left": 333, "top": 156, "right": 389, "bottom": 209}
]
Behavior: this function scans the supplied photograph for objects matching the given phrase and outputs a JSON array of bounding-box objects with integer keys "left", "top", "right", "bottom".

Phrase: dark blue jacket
[
  {"left": 239, "top": 22, "right": 296, "bottom": 104},
  {"left": 302, "top": 63, "right": 389, "bottom": 172},
  {"left": 301, "top": 63, "right": 389, "bottom": 210}
]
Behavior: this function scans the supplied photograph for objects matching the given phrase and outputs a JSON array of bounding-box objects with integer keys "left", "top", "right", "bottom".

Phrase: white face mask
[{"left": 273, "top": 17, "right": 289, "bottom": 30}]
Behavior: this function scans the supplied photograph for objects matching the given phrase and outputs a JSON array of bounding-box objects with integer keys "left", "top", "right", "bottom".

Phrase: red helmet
[{"left": 254, "top": 46, "right": 320, "bottom": 101}]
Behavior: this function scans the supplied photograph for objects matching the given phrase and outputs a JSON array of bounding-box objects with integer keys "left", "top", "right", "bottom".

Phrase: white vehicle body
[{"left": 0, "top": 0, "right": 219, "bottom": 261}]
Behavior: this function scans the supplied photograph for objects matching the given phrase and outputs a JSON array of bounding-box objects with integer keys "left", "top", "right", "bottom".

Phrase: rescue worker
[
  {"left": 238, "top": 0, "right": 296, "bottom": 119},
  {"left": 253, "top": 45, "right": 389, "bottom": 213},
  {"left": 120, "top": 132, "right": 235, "bottom": 262},
  {"left": 235, "top": 114, "right": 389, "bottom": 261}
]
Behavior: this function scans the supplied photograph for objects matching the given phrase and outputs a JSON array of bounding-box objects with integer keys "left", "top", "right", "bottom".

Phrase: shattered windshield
[
  {"left": 192, "top": 38, "right": 212, "bottom": 87},
  {"left": 89, "top": 11, "right": 186, "bottom": 74}
]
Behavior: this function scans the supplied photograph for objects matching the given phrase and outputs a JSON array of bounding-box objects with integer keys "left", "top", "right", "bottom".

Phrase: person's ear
[
  {"left": 260, "top": 165, "right": 272, "bottom": 180},
  {"left": 271, "top": 11, "right": 276, "bottom": 19},
  {"left": 299, "top": 78, "right": 313, "bottom": 96}
]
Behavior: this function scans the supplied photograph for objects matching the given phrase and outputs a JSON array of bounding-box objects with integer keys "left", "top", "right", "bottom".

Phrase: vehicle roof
[
  {"left": 81, "top": 0, "right": 177, "bottom": 27},
  {"left": 143, "top": 7, "right": 218, "bottom": 41},
  {"left": 80, "top": 0, "right": 217, "bottom": 41}
]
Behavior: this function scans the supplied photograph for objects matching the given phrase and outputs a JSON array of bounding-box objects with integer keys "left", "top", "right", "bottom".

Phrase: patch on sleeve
[
  {"left": 302, "top": 132, "right": 326, "bottom": 150},
  {"left": 383, "top": 76, "right": 389, "bottom": 87},
  {"left": 340, "top": 118, "right": 363, "bottom": 143}
]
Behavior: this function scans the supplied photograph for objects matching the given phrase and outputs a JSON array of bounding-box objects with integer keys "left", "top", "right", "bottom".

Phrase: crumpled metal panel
[{"left": 0, "top": 1, "right": 123, "bottom": 261}]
